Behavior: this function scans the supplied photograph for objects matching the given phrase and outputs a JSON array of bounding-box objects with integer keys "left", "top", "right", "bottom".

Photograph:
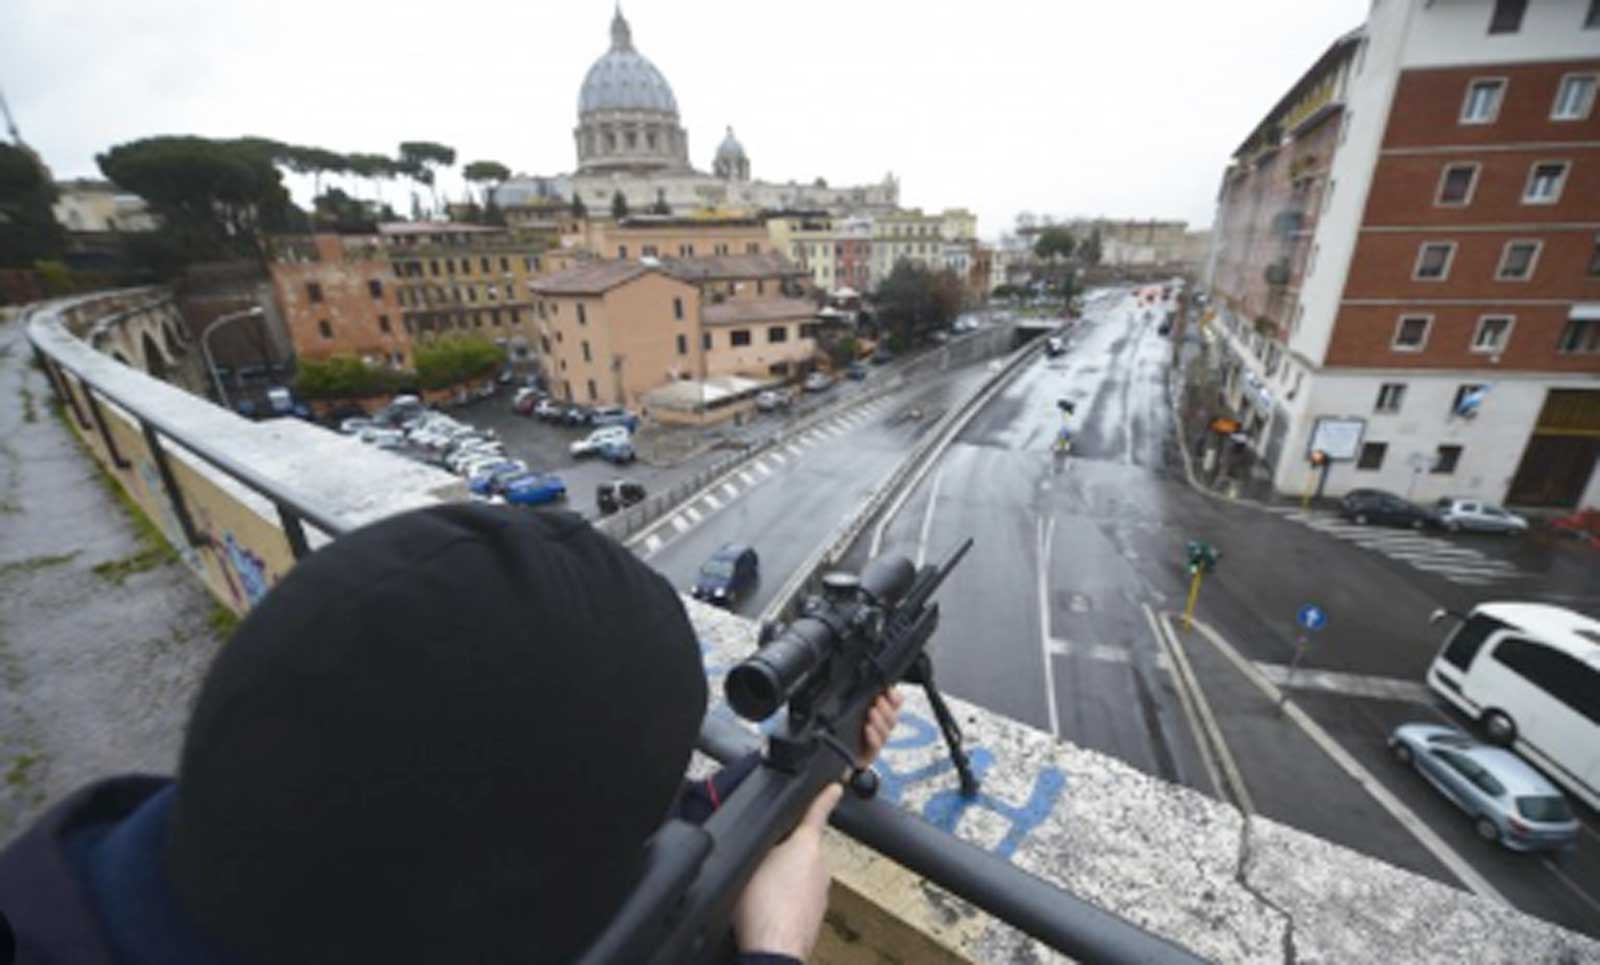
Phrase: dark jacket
[{"left": 0, "top": 760, "right": 795, "bottom": 965}]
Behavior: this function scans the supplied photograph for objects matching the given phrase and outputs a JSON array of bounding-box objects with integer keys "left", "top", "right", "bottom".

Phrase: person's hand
[
  {"left": 733, "top": 783, "right": 843, "bottom": 960},
  {"left": 858, "top": 688, "right": 903, "bottom": 768}
]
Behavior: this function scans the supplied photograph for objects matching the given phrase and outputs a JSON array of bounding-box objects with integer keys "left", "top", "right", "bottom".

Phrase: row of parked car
[
  {"left": 511, "top": 388, "right": 640, "bottom": 465},
  {"left": 341, "top": 396, "right": 569, "bottom": 507},
  {"left": 1339, "top": 489, "right": 1531, "bottom": 534}
]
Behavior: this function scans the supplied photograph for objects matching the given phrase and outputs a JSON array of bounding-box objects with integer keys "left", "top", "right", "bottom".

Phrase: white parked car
[
  {"left": 802, "top": 372, "right": 833, "bottom": 393},
  {"left": 357, "top": 427, "right": 405, "bottom": 448},
  {"left": 571, "top": 426, "right": 632, "bottom": 458},
  {"left": 1433, "top": 499, "right": 1529, "bottom": 534},
  {"left": 339, "top": 417, "right": 376, "bottom": 435},
  {"left": 755, "top": 389, "right": 792, "bottom": 412}
]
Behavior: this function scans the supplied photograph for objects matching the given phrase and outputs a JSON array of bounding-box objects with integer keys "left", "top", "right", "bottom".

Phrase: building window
[
  {"left": 1357, "top": 442, "right": 1387, "bottom": 470},
  {"left": 510, "top": 308, "right": 520, "bottom": 324},
  {"left": 673, "top": 297, "right": 684, "bottom": 320},
  {"left": 701, "top": 332, "right": 712, "bottom": 350},
  {"left": 1433, "top": 445, "right": 1463, "bottom": 474},
  {"left": 618, "top": 245, "right": 628, "bottom": 259},
  {"left": 581, "top": 340, "right": 591, "bottom": 363},
  {"left": 643, "top": 245, "right": 658, "bottom": 257},
  {"left": 1435, "top": 163, "right": 1479, "bottom": 206},
  {"left": 500, "top": 256, "right": 510, "bottom": 272},
  {"left": 1460, "top": 79, "right": 1506, "bottom": 123},
  {"left": 1375, "top": 383, "right": 1406, "bottom": 413},
  {"left": 1412, "top": 243, "right": 1454, "bottom": 280},
  {"left": 306, "top": 282, "right": 324, "bottom": 303},
  {"left": 587, "top": 378, "right": 598, "bottom": 400},
  {"left": 317, "top": 320, "right": 332, "bottom": 340},
  {"left": 746, "top": 242, "right": 760, "bottom": 254},
  {"left": 1393, "top": 315, "right": 1431, "bottom": 351},
  {"left": 730, "top": 329, "right": 751, "bottom": 347},
  {"left": 403, "top": 317, "right": 415, "bottom": 334},
  {"left": 577, "top": 303, "right": 587, "bottom": 325},
  {"left": 461, "top": 258, "right": 472, "bottom": 274},
  {"left": 1588, "top": 0, "right": 1600, "bottom": 27},
  {"left": 1487, "top": 0, "right": 1527, "bottom": 33},
  {"left": 1558, "top": 318, "right": 1600, "bottom": 353},
  {"left": 367, "top": 279, "right": 383, "bottom": 299},
  {"left": 1522, "top": 162, "right": 1569, "bottom": 204},
  {"left": 676, "top": 334, "right": 688, "bottom": 355},
  {"left": 1589, "top": 234, "right": 1600, "bottom": 276},
  {"left": 756, "top": 280, "right": 765, "bottom": 295},
  {"left": 1472, "top": 316, "right": 1513, "bottom": 353},
  {"left": 491, "top": 309, "right": 502, "bottom": 326},
  {"left": 768, "top": 325, "right": 788, "bottom": 344},
  {"left": 429, "top": 260, "right": 440, "bottom": 276},
  {"left": 481, "top": 256, "right": 491, "bottom": 273},
  {"left": 1495, "top": 240, "right": 1541, "bottom": 280},
  {"left": 378, "top": 314, "right": 391, "bottom": 334},
  {"left": 1553, "top": 74, "right": 1597, "bottom": 120}
]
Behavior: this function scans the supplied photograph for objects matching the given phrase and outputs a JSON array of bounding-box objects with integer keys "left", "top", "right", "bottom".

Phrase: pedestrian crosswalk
[
  {"left": 632, "top": 398, "right": 894, "bottom": 558},
  {"left": 1269, "top": 508, "right": 1522, "bottom": 586}
]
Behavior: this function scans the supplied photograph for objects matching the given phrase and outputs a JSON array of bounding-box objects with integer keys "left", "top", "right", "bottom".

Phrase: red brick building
[
  {"left": 268, "top": 234, "right": 409, "bottom": 369},
  {"left": 1205, "top": 0, "right": 1600, "bottom": 508}
]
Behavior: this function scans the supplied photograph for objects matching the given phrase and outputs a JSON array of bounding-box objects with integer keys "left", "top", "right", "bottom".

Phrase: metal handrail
[{"left": 25, "top": 292, "right": 1207, "bottom": 964}]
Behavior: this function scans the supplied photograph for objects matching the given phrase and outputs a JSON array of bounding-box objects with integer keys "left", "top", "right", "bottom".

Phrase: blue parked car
[
  {"left": 596, "top": 439, "right": 636, "bottom": 465},
  {"left": 501, "top": 473, "right": 567, "bottom": 506},
  {"left": 467, "top": 461, "right": 530, "bottom": 496}
]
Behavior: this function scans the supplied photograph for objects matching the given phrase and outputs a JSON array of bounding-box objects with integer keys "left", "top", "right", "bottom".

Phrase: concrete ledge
[{"left": 686, "top": 598, "right": 1600, "bottom": 964}]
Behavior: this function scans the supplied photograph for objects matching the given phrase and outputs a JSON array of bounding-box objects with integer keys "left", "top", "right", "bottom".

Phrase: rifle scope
[{"left": 726, "top": 554, "right": 916, "bottom": 721}]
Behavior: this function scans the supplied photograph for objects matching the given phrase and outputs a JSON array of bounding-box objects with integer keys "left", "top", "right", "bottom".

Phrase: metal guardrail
[{"left": 25, "top": 293, "right": 1205, "bottom": 965}]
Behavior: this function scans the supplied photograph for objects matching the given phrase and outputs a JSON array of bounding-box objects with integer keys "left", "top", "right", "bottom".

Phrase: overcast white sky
[{"left": 3, "top": 0, "right": 1367, "bottom": 238}]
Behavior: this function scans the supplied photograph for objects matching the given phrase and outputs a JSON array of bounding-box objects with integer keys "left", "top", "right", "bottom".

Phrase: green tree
[
  {"left": 96, "top": 135, "right": 295, "bottom": 267},
  {"left": 570, "top": 193, "right": 588, "bottom": 218},
  {"left": 414, "top": 335, "right": 506, "bottom": 390},
  {"left": 611, "top": 190, "right": 629, "bottom": 221},
  {"left": 398, "top": 141, "right": 456, "bottom": 216},
  {"left": 1032, "top": 227, "right": 1076, "bottom": 261},
  {"left": 462, "top": 160, "right": 510, "bottom": 207},
  {"left": 874, "top": 262, "right": 963, "bottom": 345},
  {"left": 294, "top": 355, "right": 410, "bottom": 400},
  {"left": 826, "top": 335, "right": 859, "bottom": 369},
  {"left": 0, "top": 143, "right": 63, "bottom": 268},
  {"left": 1079, "top": 228, "right": 1102, "bottom": 266}
]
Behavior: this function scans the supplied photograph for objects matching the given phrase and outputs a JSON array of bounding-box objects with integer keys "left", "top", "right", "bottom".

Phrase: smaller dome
[{"left": 716, "top": 126, "right": 746, "bottom": 161}]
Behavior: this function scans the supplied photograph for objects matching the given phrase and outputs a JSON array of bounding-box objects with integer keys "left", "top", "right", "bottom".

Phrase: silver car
[
  {"left": 1433, "top": 498, "right": 1529, "bottom": 534},
  {"left": 1388, "top": 723, "right": 1579, "bottom": 852}
]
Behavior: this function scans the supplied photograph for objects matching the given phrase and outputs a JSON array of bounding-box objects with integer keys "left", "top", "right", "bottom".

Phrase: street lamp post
[{"left": 200, "top": 307, "right": 265, "bottom": 411}]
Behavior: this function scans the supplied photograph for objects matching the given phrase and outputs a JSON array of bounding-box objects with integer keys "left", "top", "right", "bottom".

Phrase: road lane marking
[
  {"left": 755, "top": 461, "right": 772, "bottom": 477},
  {"left": 740, "top": 470, "right": 757, "bottom": 485},
  {"left": 1153, "top": 611, "right": 1254, "bottom": 813},
  {"left": 914, "top": 465, "right": 946, "bottom": 569},
  {"left": 786, "top": 444, "right": 803, "bottom": 458},
  {"left": 644, "top": 533, "right": 663, "bottom": 555},
  {"left": 684, "top": 506, "right": 702, "bottom": 523},
  {"left": 702, "top": 494, "right": 722, "bottom": 511},
  {"left": 1036, "top": 516, "right": 1061, "bottom": 738},
  {"left": 1142, "top": 603, "right": 1223, "bottom": 799},
  {"left": 1541, "top": 858, "right": 1600, "bottom": 918},
  {"left": 722, "top": 483, "right": 739, "bottom": 499},
  {"left": 1253, "top": 663, "right": 1431, "bottom": 702},
  {"left": 1184, "top": 615, "right": 1509, "bottom": 904},
  {"left": 671, "top": 515, "right": 690, "bottom": 534},
  {"left": 769, "top": 451, "right": 787, "bottom": 465}
]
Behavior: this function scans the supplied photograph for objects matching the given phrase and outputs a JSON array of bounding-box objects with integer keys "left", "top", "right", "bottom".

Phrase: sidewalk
[{"left": 0, "top": 311, "right": 224, "bottom": 844}]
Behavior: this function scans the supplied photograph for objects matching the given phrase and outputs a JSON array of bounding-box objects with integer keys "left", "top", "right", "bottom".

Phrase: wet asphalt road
[
  {"left": 851, "top": 289, "right": 1600, "bottom": 939},
  {"left": 635, "top": 360, "right": 996, "bottom": 616}
]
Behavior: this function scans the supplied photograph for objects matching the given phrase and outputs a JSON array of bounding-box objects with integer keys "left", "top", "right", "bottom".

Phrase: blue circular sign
[{"left": 1298, "top": 604, "right": 1328, "bottom": 631}]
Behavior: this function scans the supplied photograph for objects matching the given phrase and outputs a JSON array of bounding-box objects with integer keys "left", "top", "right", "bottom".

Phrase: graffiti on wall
[
  {"left": 701, "top": 640, "right": 1066, "bottom": 860},
  {"left": 132, "top": 458, "right": 278, "bottom": 612}
]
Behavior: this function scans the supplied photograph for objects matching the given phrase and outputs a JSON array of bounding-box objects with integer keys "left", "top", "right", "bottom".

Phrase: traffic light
[{"left": 1185, "top": 540, "right": 1219, "bottom": 575}]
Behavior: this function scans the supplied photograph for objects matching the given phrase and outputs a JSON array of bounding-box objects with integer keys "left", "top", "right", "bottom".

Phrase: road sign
[
  {"left": 1297, "top": 604, "right": 1327, "bottom": 632},
  {"left": 1307, "top": 417, "right": 1365, "bottom": 461}
]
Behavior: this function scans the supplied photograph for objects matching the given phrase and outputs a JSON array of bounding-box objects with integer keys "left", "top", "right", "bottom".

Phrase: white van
[{"left": 1426, "top": 603, "right": 1600, "bottom": 811}]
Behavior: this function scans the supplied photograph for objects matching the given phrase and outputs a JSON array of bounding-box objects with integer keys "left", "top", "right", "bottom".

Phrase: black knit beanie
[{"left": 164, "top": 504, "right": 707, "bottom": 964}]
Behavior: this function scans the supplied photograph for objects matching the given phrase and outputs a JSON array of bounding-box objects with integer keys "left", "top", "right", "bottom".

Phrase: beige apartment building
[
  {"left": 531, "top": 262, "right": 703, "bottom": 407},
  {"left": 531, "top": 254, "right": 819, "bottom": 407},
  {"left": 576, "top": 215, "right": 773, "bottom": 260}
]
